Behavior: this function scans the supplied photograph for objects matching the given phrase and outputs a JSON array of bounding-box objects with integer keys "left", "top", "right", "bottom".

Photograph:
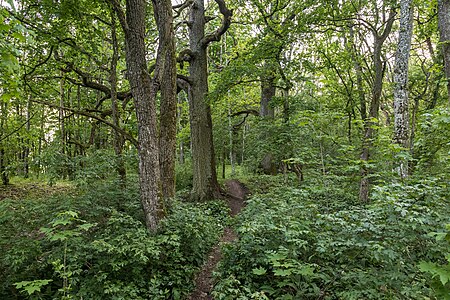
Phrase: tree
[
  {"left": 438, "top": 0, "right": 450, "bottom": 105},
  {"left": 393, "top": 0, "right": 414, "bottom": 178},
  {"left": 156, "top": 0, "right": 178, "bottom": 199},
  {"left": 181, "top": 0, "right": 232, "bottom": 201},
  {"left": 109, "top": 10, "right": 127, "bottom": 185},
  {"left": 359, "top": 5, "right": 396, "bottom": 203},
  {"left": 109, "top": 0, "right": 177, "bottom": 231}
]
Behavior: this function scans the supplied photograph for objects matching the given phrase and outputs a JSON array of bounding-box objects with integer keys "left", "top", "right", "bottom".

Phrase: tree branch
[
  {"left": 30, "top": 99, "right": 138, "bottom": 148},
  {"left": 201, "top": 0, "right": 232, "bottom": 47},
  {"left": 23, "top": 46, "right": 54, "bottom": 79},
  {"left": 173, "top": 0, "right": 193, "bottom": 18},
  {"left": 106, "top": 0, "right": 129, "bottom": 34},
  {"left": 56, "top": 59, "right": 132, "bottom": 106},
  {"left": 230, "top": 109, "right": 259, "bottom": 117},
  {"left": 379, "top": 9, "right": 396, "bottom": 43},
  {"left": 176, "top": 74, "right": 192, "bottom": 93},
  {"left": 0, "top": 112, "right": 38, "bottom": 142},
  {"left": 230, "top": 109, "right": 259, "bottom": 130},
  {"left": 177, "top": 48, "right": 195, "bottom": 69}
]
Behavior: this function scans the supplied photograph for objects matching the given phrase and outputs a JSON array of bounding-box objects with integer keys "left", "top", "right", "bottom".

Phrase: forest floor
[
  {"left": 187, "top": 179, "right": 249, "bottom": 300},
  {"left": 0, "top": 181, "right": 73, "bottom": 201}
]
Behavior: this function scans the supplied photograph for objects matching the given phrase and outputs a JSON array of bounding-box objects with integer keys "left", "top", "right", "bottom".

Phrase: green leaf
[
  {"left": 12, "top": 32, "right": 26, "bottom": 42},
  {"left": 14, "top": 279, "right": 52, "bottom": 295},
  {"left": 274, "top": 269, "right": 292, "bottom": 276},
  {"left": 253, "top": 267, "right": 267, "bottom": 275},
  {"left": 77, "top": 222, "right": 96, "bottom": 231},
  {"left": 419, "top": 261, "right": 450, "bottom": 285},
  {"left": 0, "top": 24, "right": 9, "bottom": 31}
]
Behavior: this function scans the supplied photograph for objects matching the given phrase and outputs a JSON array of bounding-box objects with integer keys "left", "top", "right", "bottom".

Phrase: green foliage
[
  {"left": 175, "top": 159, "right": 193, "bottom": 191},
  {"left": 0, "top": 181, "right": 228, "bottom": 299},
  {"left": 420, "top": 224, "right": 450, "bottom": 299},
  {"left": 14, "top": 279, "right": 53, "bottom": 297},
  {"left": 414, "top": 108, "right": 450, "bottom": 174},
  {"left": 214, "top": 180, "right": 449, "bottom": 299}
]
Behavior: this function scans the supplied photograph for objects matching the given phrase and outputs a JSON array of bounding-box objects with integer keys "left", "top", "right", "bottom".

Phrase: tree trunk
[
  {"left": 0, "top": 148, "right": 7, "bottom": 185},
  {"left": 359, "top": 10, "right": 395, "bottom": 203},
  {"left": 283, "top": 87, "right": 289, "bottom": 122},
  {"left": 37, "top": 104, "right": 45, "bottom": 178},
  {"left": 260, "top": 68, "right": 276, "bottom": 175},
  {"left": 348, "top": 24, "right": 366, "bottom": 121},
  {"left": 260, "top": 75, "right": 275, "bottom": 118},
  {"left": 177, "top": 94, "right": 186, "bottom": 164},
  {"left": 155, "top": 0, "right": 178, "bottom": 199},
  {"left": 0, "top": 102, "right": 8, "bottom": 185},
  {"left": 438, "top": 0, "right": 450, "bottom": 105},
  {"left": 23, "top": 94, "right": 31, "bottom": 178},
  {"left": 187, "top": 0, "right": 225, "bottom": 201},
  {"left": 393, "top": 0, "right": 413, "bottom": 179},
  {"left": 228, "top": 104, "right": 235, "bottom": 176},
  {"left": 59, "top": 72, "right": 67, "bottom": 179},
  {"left": 109, "top": 11, "right": 126, "bottom": 186},
  {"left": 222, "top": 142, "right": 226, "bottom": 179},
  {"left": 112, "top": 0, "right": 165, "bottom": 231}
]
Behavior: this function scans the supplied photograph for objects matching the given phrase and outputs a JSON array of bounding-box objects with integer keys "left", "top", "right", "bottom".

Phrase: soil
[{"left": 187, "top": 179, "right": 249, "bottom": 300}]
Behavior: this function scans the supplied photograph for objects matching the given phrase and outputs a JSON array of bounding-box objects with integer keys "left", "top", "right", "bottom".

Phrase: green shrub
[
  {"left": 0, "top": 181, "right": 229, "bottom": 299},
  {"left": 214, "top": 182, "right": 449, "bottom": 299},
  {"left": 419, "top": 224, "right": 450, "bottom": 299},
  {"left": 175, "top": 159, "right": 193, "bottom": 191}
]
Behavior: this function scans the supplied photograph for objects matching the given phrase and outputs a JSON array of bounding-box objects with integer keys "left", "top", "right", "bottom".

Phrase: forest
[{"left": 0, "top": 0, "right": 450, "bottom": 298}]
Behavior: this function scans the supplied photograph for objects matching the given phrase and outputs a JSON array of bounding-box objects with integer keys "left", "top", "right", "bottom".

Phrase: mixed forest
[{"left": 1, "top": 0, "right": 450, "bottom": 298}]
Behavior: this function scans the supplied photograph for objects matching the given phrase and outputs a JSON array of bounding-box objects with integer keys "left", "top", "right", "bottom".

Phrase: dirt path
[{"left": 187, "top": 179, "right": 249, "bottom": 300}]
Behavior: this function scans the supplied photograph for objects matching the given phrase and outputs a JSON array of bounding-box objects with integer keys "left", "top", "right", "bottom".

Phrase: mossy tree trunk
[
  {"left": 185, "top": 0, "right": 232, "bottom": 201},
  {"left": 110, "top": 0, "right": 177, "bottom": 231}
]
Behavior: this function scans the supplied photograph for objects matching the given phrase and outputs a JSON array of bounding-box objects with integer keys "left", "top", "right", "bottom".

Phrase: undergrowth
[
  {"left": 0, "top": 179, "right": 229, "bottom": 299},
  {"left": 213, "top": 177, "right": 450, "bottom": 299}
]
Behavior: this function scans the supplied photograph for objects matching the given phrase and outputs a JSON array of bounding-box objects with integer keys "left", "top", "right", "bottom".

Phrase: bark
[
  {"left": 111, "top": 0, "right": 164, "bottom": 231},
  {"left": 0, "top": 148, "right": 7, "bottom": 185},
  {"left": 438, "top": 0, "right": 450, "bottom": 105},
  {"left": 0, "top": 102, "right": 8, "bottom": 185},
  {"left": 260, "top": 69, "right": 276, "bottom": 175},
  {"left": 222, "top": 142, "right": 226, "bottom": 179},
  {"left": 23, "top": 95, "right": 31, "bottom": 178},
  {"left": 59, "top": 73, "right": 66, "bottom": 154},
  {"left": 348, "top": 24, "right": 366, "bottom": 121},
  {"left": 260, "top": 75, "right": 275, "bottom": 118},
  {"left": 228, "top": 105, "right": 235, "bottom": 176},
  {"left": 187, "top": 0, "right": 231, "bottom": 201},
  {"left": 282, "top": 88, "right": 289, "bottom": 122},
  {"left": 155, "top": 0, "right": 178, "bottom": 199},
  {"left": 393, "top": 0, "right": 413, "bottom": 179},
  {"left": 178, "top": 95, "right": 185, "bottom": 164},
  {"left": 259, "top": 67, "right": 277, "bottom": 175},
  {"left": 110, "top": 11, "right": 126, "bottom": 186},
  {"left": 359, "top": 10, "right": 395, "bottom": 203},
  {"left": 59, "top": 73, "right": 68, "bottom": 179},
  {"left": 37, "top": 104, "right": 46, "bottom": 178}
]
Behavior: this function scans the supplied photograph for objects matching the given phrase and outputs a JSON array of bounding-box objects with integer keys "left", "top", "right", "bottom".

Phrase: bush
[
  {"left": 0, "top": 181, "right": 229, "bottom": 299},
  {"left": 419, "top": 224, "right": 450, "bottom": 299},
  {"left": 175, "top": 159, "right": 193, "bottom": 191},
  {"left": 213, "top": 182, "right": 450, "bottom": 299}
]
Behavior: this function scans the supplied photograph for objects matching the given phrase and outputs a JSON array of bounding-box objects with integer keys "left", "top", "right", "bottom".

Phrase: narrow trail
[{"left": 187, "top": 179, "right": 249, "bottom": 300}]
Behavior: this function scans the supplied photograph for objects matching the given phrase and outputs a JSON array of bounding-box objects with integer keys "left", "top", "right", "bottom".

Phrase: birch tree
[{"left": 393, "top": 0, "right": 414, "bottom": 178}]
